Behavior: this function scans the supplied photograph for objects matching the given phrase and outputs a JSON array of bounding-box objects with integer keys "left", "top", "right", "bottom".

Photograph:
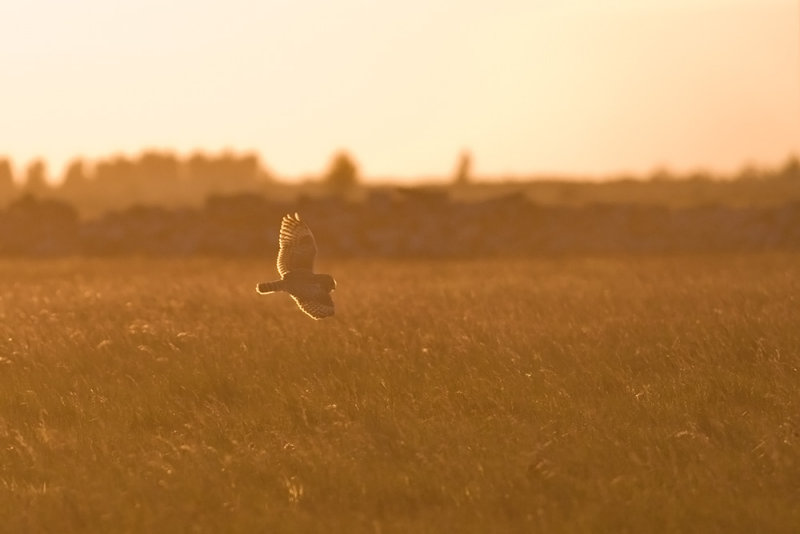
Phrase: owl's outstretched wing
[
  {"left": 290, "top": 293, "right": 335, "bottom": 320},
  {"left": 277, "top": 213, "right": 317, "bottom": 277}
]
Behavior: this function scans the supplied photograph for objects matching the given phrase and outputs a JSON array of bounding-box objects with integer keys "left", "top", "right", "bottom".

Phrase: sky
[{"left": 1, "top": 0, "right": 798, "bottom": 182}]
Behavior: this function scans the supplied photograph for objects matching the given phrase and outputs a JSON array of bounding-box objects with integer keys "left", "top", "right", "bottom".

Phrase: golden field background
[{"left": 1, "top": 255, "right": 798, "bottom": 532}]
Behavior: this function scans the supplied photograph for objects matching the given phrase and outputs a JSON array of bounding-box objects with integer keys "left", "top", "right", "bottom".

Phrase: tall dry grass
[{"left": 0, "top": 255, "right": 798, "bottom": 532}]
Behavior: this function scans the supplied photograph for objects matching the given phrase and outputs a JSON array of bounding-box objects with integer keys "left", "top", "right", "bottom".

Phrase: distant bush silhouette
[
  {"left": 23, "top": 159, "right": 50, "bottom": 196},
  {"left": 453, "top": 150, "right": 472, "bottom": 185},
  {"left": 2, "top": 189, "right": 799, "bottom": 257},
  {"left": 323, "top": 151, "right": 359, "bottom": 195},
  {"left": 60, "top": 159, "right": 90, "bottom": 197},
  {"left": 187, "top": 151, "right": 266, "bottom": 194},
  {"left": 780, "top": 155, "right": 800, "bottom": 180},
  {"left": 0, "top": 195, "right": 78, "bottom": 255},
  {"left": 0, "top": 159, "right": 14, "bottom": 203}
]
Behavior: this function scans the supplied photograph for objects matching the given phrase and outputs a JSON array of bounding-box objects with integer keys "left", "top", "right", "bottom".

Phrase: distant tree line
[
  {"left": 0, "top": 149, "right": 364, "bottom": 215},
  {"left": 2, "top": 149, "right": 799, "bottom": 213},
  {"left": 1, "top": 189, "right": 800, "bottom": 257}
]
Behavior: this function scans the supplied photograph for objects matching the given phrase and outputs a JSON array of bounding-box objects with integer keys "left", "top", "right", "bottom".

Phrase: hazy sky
[{"left": 1, "top": 0, "right": 798, "bottom": 181}]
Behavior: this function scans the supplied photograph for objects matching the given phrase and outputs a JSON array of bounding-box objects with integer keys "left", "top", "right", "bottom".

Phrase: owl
[{"left": 256, "top": 213, "right": 336, "bottom": 319}]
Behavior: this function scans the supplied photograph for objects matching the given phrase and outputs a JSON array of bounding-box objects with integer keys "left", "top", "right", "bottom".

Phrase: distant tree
[
  {"left": 648, "top": 166, "right": 673, "bottom": 182},
  {"left": 61, "top": 159, "right": 89, "bottom": 195},
  {"left": 186, "top": 151, "right": 268, "bottom": 195},
  {"left": 779, "top": 154, "right": 800, "bottom": 180},
  {"left": 94, "top": 156, "right": 132, "bottom": 184},
  {"left": 94, "top": 155, "right": 136, "bottom": 192},
  {"left": 23, "top": 159, "right": 50, "bottom": 196},
  {"left": 737, "top": 164, "right": 762, "bottom": 182},
  {"left": 686, "top": 169, "right": 713, "bottom": 182},
  {"left": 138, "top": 150, "right": 180, "bottom": 183},
  {"left": 453, "top": 150, "right": 472, "bottom": 185},
  {"left": 186, "top": 152, "right": 210, "bottom": 182},
  {"left": 0, "top": 158, "right": 15, "bottom": 200},
  {"left": 323, "top": 151, "right": 359, "bottom": 195},
  {"left": 237, "top": 152, "right": 272, "bottom": 183},
  {"left": 1, "top": 194, "right": 79, "bottom": 255}
]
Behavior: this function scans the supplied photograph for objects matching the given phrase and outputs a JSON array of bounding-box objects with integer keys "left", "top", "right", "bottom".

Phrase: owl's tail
[{"left": 256, "top": 280, "right": 285, "bottom": 294}]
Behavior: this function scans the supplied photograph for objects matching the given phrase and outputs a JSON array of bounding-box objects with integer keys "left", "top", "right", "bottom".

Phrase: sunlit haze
[{"left": 1, "top": 0, "right": 798, "bottom": 181}]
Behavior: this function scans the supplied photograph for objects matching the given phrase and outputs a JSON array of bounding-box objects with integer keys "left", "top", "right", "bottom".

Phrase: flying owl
[{"left": 256, "top": 213, "right": 336, "bottom": 319}]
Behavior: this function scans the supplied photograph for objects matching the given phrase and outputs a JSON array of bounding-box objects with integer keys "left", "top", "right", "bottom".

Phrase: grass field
[{"left": 1, "top": 255, "right": 798, "bottom": 533}]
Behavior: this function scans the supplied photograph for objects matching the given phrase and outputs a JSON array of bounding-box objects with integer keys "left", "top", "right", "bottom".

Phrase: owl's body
[{"left": 256, "top": 213, "right": 336, "bottom": 319}]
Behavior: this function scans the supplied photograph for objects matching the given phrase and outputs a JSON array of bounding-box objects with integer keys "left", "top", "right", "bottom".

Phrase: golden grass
[{"left": 0, "top": 255, "right": 798, "bottom": 533}]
